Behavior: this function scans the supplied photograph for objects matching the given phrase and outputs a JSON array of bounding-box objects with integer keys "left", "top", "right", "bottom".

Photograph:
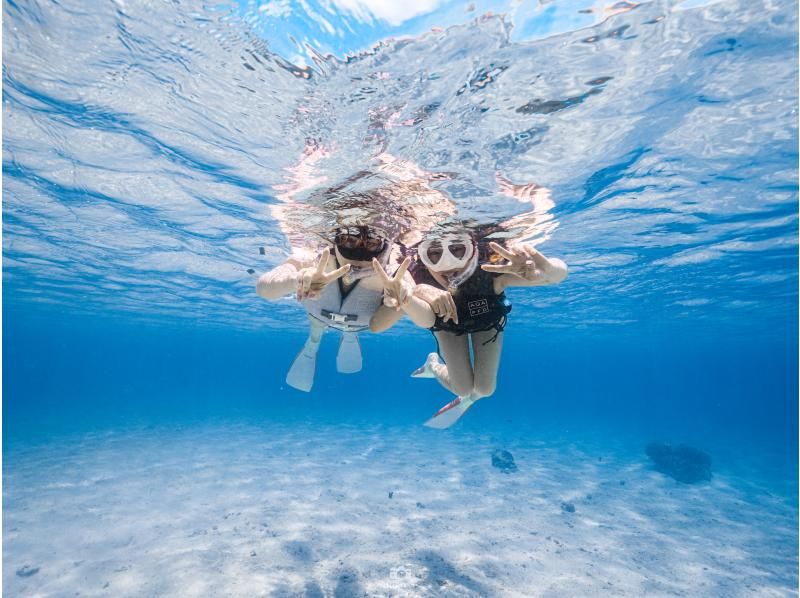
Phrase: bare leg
[
  {"left": 308, "top": 314, "right": 326, "bottom": 342},
  {"left": 471, "top": 330, "right": 504, "bottom": 398},
  {"left": 431, "top": 332, "right": 474, "bottom": 397}
]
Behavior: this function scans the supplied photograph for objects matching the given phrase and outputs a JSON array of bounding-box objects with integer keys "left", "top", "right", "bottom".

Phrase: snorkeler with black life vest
[
  {"left": 255, "top": 224, "right": 432, "bottom": 392},
  {"left": 398, "top": 228, "right": 568, "bottom": 428}
]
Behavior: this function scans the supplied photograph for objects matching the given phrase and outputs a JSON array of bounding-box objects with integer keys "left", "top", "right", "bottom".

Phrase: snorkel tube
[
  {"left": 341, "top": 264, "right": 379, "bottom": 284},
  {"left": 439, "top": 250, "right": 478, "bottom": 291}
]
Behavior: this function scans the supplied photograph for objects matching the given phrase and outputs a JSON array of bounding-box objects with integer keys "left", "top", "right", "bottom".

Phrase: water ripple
[{"left": 2, "top": 0, "right": 797, "bottom": 336}]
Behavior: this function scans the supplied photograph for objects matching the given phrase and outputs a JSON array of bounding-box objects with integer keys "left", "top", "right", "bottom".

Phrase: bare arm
[
  {"left": 413, "top": 284, "right": 458, "bottom": 324},
  {"left": 481, "top": 242, "right": 568, "bottom": 293},
  {"left": 256, "top": 259, "right": 303, "bottom": 300},
  {"left": 256, "top": 250, "right": 350, "bottom": 301},
  {"left": 400, "top": 290, "right": 437, "bottom": 329},
  {"left": 369, "top": 305, "right": 404, "bottom": 332},
  {"left": 372, "top": 258, "right": 436, "bottom": 330},
  {"left": 495, "top": 257, "right": 568, "bottom": 291}
]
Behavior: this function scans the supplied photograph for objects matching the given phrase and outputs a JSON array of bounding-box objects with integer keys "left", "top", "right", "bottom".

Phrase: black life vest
[{"left": 412, "top": 264, "right": 511, "bottom": 338}]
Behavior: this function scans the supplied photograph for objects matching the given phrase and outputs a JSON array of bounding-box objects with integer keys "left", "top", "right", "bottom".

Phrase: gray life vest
[{"left": 301, "top": 276, "right": 383, "bottom": 332}]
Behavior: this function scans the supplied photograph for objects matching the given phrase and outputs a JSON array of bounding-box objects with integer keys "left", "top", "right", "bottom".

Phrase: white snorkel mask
[{"left": 418, "top": 233, "right": 478, "bottom": 290}]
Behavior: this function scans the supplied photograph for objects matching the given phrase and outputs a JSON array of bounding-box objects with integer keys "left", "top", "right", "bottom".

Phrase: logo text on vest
[{"left": 468, "top": 299, "right": 489, "bottom": 317}]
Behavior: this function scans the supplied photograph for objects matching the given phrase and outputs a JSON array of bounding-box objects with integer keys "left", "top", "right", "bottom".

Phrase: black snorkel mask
[{"left": 334, "top": 226, "right": 388, "bottom": 261}]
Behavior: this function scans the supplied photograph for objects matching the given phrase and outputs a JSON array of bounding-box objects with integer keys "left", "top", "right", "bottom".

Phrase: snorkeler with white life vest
[
  {"left": 405, "top": 229, "right": 568, "bottom": 428},
  {"left": 255, "top": 225, "right": 432, "bottom": 392}
]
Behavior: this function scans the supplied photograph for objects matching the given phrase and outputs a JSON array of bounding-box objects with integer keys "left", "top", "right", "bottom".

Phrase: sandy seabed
[{"left": 4, "top": 422, "right": 797, "bottom": 597}]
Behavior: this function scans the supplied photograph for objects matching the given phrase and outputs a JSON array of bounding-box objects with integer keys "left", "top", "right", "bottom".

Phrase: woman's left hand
[
  {"left": 373, "top": 257, "right": 412, "bottom": 310},
  {"left": 481, "top": 241, "right": 553, "bottom": 282}
]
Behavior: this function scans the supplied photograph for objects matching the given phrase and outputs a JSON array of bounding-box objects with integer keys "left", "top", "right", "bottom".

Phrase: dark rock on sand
[
  {"left": 16, "top": 565, "right": 39, "bottom": 577},
  {"left": 334, "top": 568, "right": 365, "bottom": 598},
  {"left": 491, "top": 449, "right": 518, "bottom": 473},
  {"left": 283, "top": 540, "right": 313, "bottom": 563},
  {"left": 646, "top": 442, "right": 712, "bottom": 484},
  {"left": 561, "top": 502, "right": 576, "bottom": 513},
  {"left": 304, "top": 580, "right": 325, "bottom": 598}
]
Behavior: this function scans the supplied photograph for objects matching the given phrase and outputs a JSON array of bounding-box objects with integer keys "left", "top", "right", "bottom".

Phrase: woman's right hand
[
  {"left": 413, "top": 284, "right": 458, "bottom": 324},
  {"left": 296, "top": 248, "right": 351, "bottom": 301},
  {"left": 372, "top": 257, "right": 412, "bottom": 310}
]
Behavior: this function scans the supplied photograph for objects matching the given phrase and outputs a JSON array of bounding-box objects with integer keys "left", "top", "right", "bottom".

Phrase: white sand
[{"left": 4, "top": 423, "right": 797, "bottom": 597}]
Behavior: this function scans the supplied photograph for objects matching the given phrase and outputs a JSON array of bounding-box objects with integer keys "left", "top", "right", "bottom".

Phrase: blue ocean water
[{"left": 3, "top": 0, "right": 798, "bottom": 595}]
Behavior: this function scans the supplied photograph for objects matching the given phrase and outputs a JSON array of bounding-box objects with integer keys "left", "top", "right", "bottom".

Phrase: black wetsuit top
[{"left": 412, "top": 264, "right": 511, "bottom": 338}]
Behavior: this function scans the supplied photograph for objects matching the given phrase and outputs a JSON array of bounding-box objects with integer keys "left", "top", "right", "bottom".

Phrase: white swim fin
[
  {"left": 411, "top": 352, "right": 440, "bottom": 379},
  {"left": 336, "top": 331, "right": 362, "bottom": 374},
  {"left": 424, "top": 395, "right": 478, "bottom": 429},
  {"left": 286, "top": 319, "right": 326, "bottom": 392}
]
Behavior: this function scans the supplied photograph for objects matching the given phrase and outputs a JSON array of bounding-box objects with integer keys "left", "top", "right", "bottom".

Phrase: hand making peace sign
[
  {"left": 481, "top": 241, "right": 553, "bottom": 283},
  {"left": 372, "top": 257, "right": 412, "bottom": 310},
  {"left": 296, "top": 248, "right": 351, "bottom": 301}
]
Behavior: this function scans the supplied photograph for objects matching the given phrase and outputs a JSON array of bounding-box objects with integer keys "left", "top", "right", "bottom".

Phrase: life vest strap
[
  {"left": 320, "top": 309, "right": 357, "bottom": 323},
  {"left": 308, "top": 312, "right": 369, "bottom": 333}
]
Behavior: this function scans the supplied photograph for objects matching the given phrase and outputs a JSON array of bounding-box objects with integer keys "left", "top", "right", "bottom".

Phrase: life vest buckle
[{"left": 321, "top": 309, "right": 356, "bottom": 324}]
